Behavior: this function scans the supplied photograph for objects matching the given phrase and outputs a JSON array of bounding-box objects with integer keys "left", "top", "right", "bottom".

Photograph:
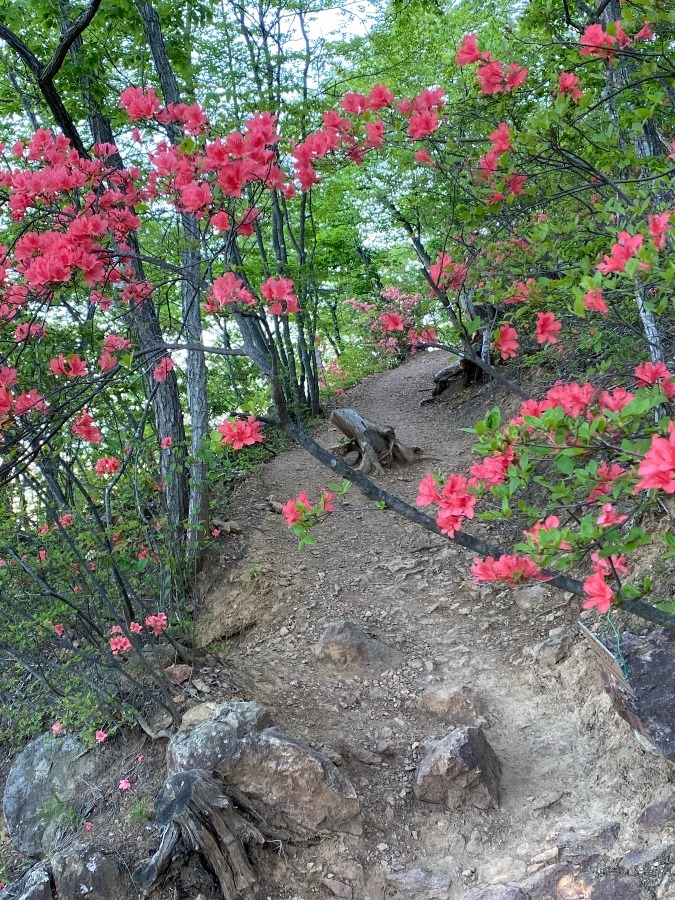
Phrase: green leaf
[{"left": 555, "top": 454, "right": 575, "bottom": 475}]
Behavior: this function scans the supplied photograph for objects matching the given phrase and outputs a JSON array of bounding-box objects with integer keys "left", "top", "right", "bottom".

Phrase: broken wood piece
[
  {"left": 329, "top": 408, "right": 421, "bottom": 475},
  {"left": 133, "top": 769, "right": 264, "bottom": 899}
]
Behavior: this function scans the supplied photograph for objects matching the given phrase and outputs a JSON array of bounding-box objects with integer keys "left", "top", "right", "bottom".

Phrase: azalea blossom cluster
[
  {"left": 216, "top": 416, "right": 264, "bottom": 450},
  {"left": 416, "top": 472, "right": 477, "bottom": 538},
  {"left": 94, "top": 456, "right": 121, "bottom": 476},
  {"left": 579, "top": 20, "right": 655, "bottom": 61},
  {"left": 282, "top": 489, "right": 335, "bottom": 526},
  {"left": 123, "top": 93, "right": 294, "bottom": 214},
  {"left": 365, "top": 287, "right": 436, "bottom": 357},
  {"left": 455, "top": 33, "right": 528, "bottom": 95},
  {"left": 490, "top": 213, "right": 670, "bottom": 361},
  {"left": 108, "top": 611, "right": 168, "bottom": 654},
  {"left": 281, "top": 489, "right": 336, "bottom": 547},
  {"left": 0, "top": 93, "right": 314, "bottom": 460}
]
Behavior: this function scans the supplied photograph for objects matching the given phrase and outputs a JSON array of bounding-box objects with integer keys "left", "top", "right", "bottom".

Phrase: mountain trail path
[{"left": 197, "top": 350, "right": 673, "bottom": 899}]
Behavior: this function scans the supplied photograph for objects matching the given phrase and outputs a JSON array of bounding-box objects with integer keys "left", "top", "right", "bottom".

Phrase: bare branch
[
  {"left": 284, "top": 420, "right": 675, "bottom": 635},
  {"left": 42, "top": 0, "right": 104, "bottom": 82},
  {"left": 0, "top": 23, "right": 41, "bottom": 74}
]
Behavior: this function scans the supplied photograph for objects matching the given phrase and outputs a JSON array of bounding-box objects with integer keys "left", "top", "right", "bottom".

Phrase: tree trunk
[
  {"left": 136, "top": 0, "right": 210, "bottom": 560},
  {"left": 133, "top": 770, "right": 266, "bottom": 899}
]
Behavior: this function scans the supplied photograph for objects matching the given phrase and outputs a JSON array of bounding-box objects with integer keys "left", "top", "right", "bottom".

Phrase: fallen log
[{"left": 329, "top": 408, "right": 421, "bottom": 475}]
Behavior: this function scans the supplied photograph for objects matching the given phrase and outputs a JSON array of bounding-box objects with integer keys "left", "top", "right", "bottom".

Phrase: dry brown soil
[{"left": 194, "top": 350, "right": 674, "bottom": 899}]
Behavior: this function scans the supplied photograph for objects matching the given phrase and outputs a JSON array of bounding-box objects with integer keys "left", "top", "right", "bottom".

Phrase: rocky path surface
[{"left": 195, "top": 351, "right": 675, "bottom": 899}]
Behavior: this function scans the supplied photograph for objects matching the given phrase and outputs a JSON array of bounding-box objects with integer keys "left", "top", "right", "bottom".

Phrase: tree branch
[
  {"left": 282, "top": 420, "right": 675, "bottom": 635},
  {"left": 42, "top": 0, "right": 104, "bottom": 82},
  {"left": 0, "top": 23, "right": 41, "bottom": 73}
]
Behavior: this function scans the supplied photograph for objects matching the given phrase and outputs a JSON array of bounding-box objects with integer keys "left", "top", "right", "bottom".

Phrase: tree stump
[
  {"left": 421, "top": 355, "right": 486, "bottom": 405},
  {"left": 132, "top": 770, "right": 266, "bottom": 899},
  {"left": 329, "top": 409, "right": 421, "bottom": 475}
]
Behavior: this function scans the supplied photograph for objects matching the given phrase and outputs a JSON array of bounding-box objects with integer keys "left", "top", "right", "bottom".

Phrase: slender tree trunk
[{"left": 136, "top": 0, "right": 209, "bottom": 561}]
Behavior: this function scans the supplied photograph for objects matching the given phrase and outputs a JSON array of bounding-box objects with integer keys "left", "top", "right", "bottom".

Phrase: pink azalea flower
[
  {"left": 153, "top": 356, "right": 174, "bottom": 383},
  {"left": 378, "top": 312, "right": 405, "bottom": 332},
  {"left": 470, "top": 554, "right": 542, "bottom": 584},
  {"left": 583, "top": 289, "right": 608, "bottom": 315},
  {"left": 494, "top": 324, "right": 519, "bottom": 359},
  {"left": 558, "top": 72, "right": 583, "bottom": 102},
  {"left": 634, "top": 423, "right": 675, "bottom": 494},
  {"left": 145, "top": 612, "right": 168, "bottom": 636},
  {"left": 582, "top": 572, "right": 614, "bottom": 614},
  {"left": 282, "top": 492, "right": 312, "bottom": 526},
  {"left": 416, "top": 473, "right": 442, "bottom": 507},
  {"left": 596, "top": 503, "right": 628, "bottom": 526},
  {"left": 591, "top": 551, "right": 629, "bottom": 577},
  {"left": 118, "top": 778, "right": 131, "bottom": 791},
  {"left": 217, "top": 416, "right": 264, "bottom": 450},
  {"left": 596, "top": 231, "right": 645, "bottom": 274},
  {"left": 95, "top": 730, "right": 108, "bottom": 743},
  {"left": 456, "top": 33, "right": 491, "bottom": 66},
  {"left": 535, "top": 311, "right": 562, "bottom": 344}
]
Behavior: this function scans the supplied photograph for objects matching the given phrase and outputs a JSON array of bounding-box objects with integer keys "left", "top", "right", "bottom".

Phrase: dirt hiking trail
[{"left": 199, "top": 350, "right": 674, "bottom": 900}]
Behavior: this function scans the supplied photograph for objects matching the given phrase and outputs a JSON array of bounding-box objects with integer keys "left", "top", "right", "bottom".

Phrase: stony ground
[{"left": 192, "top": 350, "right": 675, "bottom": 899}]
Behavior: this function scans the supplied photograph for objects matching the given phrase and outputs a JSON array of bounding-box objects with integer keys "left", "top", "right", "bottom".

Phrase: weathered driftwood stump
[
  {"left": 329, "top": 408, "right": 421, "bottom": 475},
  {"left": 421, "top": 356, "right": 486, "bottom": 405},
  {"left": 133, "top": 770, "right": 266, "bottom": 899}
]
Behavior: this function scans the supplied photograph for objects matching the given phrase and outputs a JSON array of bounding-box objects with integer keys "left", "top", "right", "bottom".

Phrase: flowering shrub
[
  {"left": 282, "top": 490, "right": 335, "bottom": 548},
  {"left": 419, "top": 365, "right": 675, "bottom": 616},
  {"left": 341, "top": 287, "right": 436, "bottom": 360}
]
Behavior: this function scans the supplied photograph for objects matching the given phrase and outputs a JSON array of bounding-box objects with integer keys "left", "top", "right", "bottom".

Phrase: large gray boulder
[
  {"left": 167, "top": 700, "right": 271, "bottom": 775},
  {"left": 413, "top": 726, "right": 501, "bottom": 810},
  {"left": 180, "top": 699, "right": 271, "bottom": 732},
  {"left": 166, "top": 720, "right": 240, "bottom": 776},
  {"left": 314, "top": 620, "right": 405, "bottom": 672},
  {"left": 51, "top": 845, "right": 129, "bottom": 900},
  {"left": 217, "top": 727, "right": 361, "bottom": 834},
  {"left": 0, "top": 865, "right": 52, "bottom": 900},
  {"left": 3, "top": 733, "right": 96, "bottom": 856}
]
